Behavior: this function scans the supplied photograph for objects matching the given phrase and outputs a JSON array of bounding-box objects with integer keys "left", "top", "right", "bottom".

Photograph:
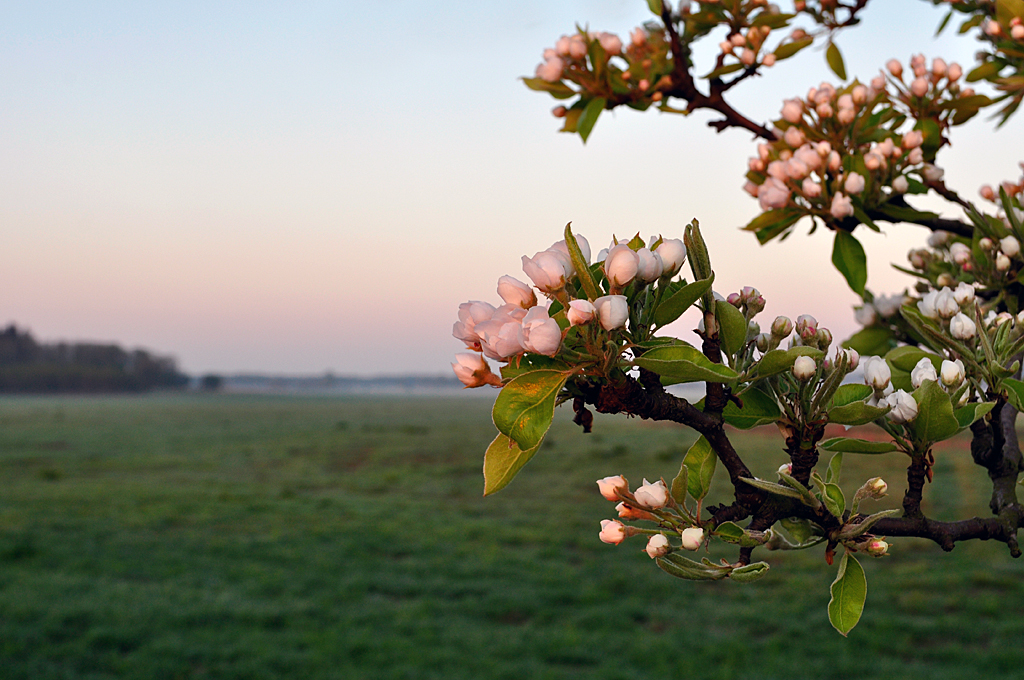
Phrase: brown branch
[{"left": 872, "top": 508, "right": 1024, "bottom": 556}]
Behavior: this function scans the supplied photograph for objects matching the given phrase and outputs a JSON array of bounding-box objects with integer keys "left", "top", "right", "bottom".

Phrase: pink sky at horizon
[{"left": 2, "top": 1, "right": 1022, "bottom": 376}]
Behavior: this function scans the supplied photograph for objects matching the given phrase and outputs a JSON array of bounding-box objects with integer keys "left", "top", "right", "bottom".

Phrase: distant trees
[{"left": 0, "top": 325, "right": 189, "bottom": 393}]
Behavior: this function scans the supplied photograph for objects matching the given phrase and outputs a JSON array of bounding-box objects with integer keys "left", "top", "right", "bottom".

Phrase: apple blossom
[
  {"left": 940, "top": 359, "right": 966, "bottom": 387},
  {"left": 793, "top": 355, "right": 816, "bottom": 381},
  {"left": 568, "top": 35, "right": 587, "bottom": 59},
  {"left": 980, "top": 185, "right": 997, "bottom": 201},
  {"left": 453, "top": 301, "right": 498, "bottom": 349},
  {"left": 887, "top": 59, "right": 903, "bottom": 78},
  {"left": 854, "top": 305, "right": 877, "bottom": 326},
  {"left": 802, "top": 179, "right": 822, "bottom": 197},
  {"left": 922, "top": 164, "right": 945, "bottom": 182},
  {"left": 536, "top": 57, "right": 564, "bottom": 83},
  {"left": 911, "top": 77, "right": 929, "bottom": 97},
  {"left": 597, "top": 475, "right": 629, "bottom": 501},
  {"left": 949, "top": 242, "right": 972, "bottom": 266},
  {"left": 950, "top": 312, "right": 977, "bottom": 340},
  {"left": 451, "top": 353, "right": 500, "bottom": 388},
  {"left": 830, "top": 193, "right": 854, "bottom": 219},
  {"left": 497, "top": 275, "right": 538, "bottom": 309},
  {"left": 522, "top": 250, "right": 568, "bottom": 293},
  {"left": 902, "top": 130, "right": 924, "bottom": 149},
  {"left": 567, "top": 299, "right": 596, "bottom": 326},
  {"left": 656, "top": 238, "right": 686, "bottom": 275},
  {"left": 953, "top": 282, "right": 975, "bottom": 306},
  {"left": 997, "top": 253, "right": 1012, "bottom": 272},
  {"left": 948, "top": 62, "right": 963, "bottom": 81},
  {"left": 645, "top": 534, "right": 671, "bottom": 559},
  {"left": 634, "top": 478, "right": 669, "bottom": 509},
  {"left": 781, "top": 98, "right": 803, "bottom": 123},
  {"left": 885, "top": 389, "right": 919, "bottom": 423},
  {"left": 550, "top": 233, "right": 592, "bottom": 267},
  {"left": 519, "top": 306, "right": 562, "bottom": 356},
  {"left": 604, "top": 244, "right": 640, "bottom": 287},
  {"left": 616, "top": 502, "right": 649, "bottom": 520},
  {"left": 911, "top": 357, "right": 938, "bottom": 388},
  {"left": 594, "top": 295, "right": 629, "bottom": 330},
  {"left": 827, "top": 151, "right": 842, "bottom": 172},
  {"left": 908, "top": 148, "right": 924, "bottom": 164},
  {"left": 795, "top": 314, "right": 817, "bottom": 339},
  {"left": 1001, "top": 236, "right": 1021, "bottom": 258},
  {"left": 863, "top": 355, "right": 892, "bottom": 391},
  {"left": 918, "top": 290, "right": 940, "bottom": 319},
  {"left": 476, "top": 305, "right": 528, "bottom": 360},
  {"left": 771, "top": 316, "right": 794, "bottom": 338},
  {"left": 778, "top": 462, "right": 793, "bottom": 476},
  {"left": 758, "top": 177, "right": 791, "bottom": 210},
  {"left": 599, "top": 519, "right": 627, "bottom": 545},
  {"left": 598, "top": 32, "right": 622, "bottom": 55},
  {"left": 783, "top": 127, "right": 805, "bottom": 148},
  {"left": 845, "top": 348, "right": 860, "bottom": 370},
  {"left": 844, "top": 172, "right": 866, "bottom": 195},
  {"left": 680, "top": 527, "right": 704, "bottom": 551},
  {"left": 934, "top": 287, "right": 959, "bottom": 319},
  {"left": 636, "top": 247, "right": 664, "bottom": 283}
]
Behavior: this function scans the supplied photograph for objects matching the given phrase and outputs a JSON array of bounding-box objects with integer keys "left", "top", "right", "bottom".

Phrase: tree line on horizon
[{"left": 0, "top": 324, "right": 189, "bottom": 393}]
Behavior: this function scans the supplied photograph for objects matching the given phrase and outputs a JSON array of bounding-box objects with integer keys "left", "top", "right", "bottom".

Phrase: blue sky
[{"left": 2, "top": 1, "right": 1022, "bottom": 375}]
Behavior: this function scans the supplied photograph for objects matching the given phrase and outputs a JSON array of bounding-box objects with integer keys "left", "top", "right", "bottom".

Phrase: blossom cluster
[
  {"left": 451, "top": 231, "right": 686, "bottom": 387},
  {"left": 744, "top": 55, "right": 978, "bottom": 232},
  {"left": 595, "top": 475, "right": 705, "bottom": 557}
]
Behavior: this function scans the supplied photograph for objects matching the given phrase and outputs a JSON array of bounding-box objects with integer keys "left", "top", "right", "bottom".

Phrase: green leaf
[
  {"left": 722, "top": 387, "right": 781, "bottom": 429},
  {"left": 826, "top": 452, "right": 843, "bottom": 485},
  {"left": 828, "top": 552, "right": 867, "bottom": 636},
  {"left": 820, "top": 438, "right": 899, "bottom": 454},
  {"left": 966, "top": 61, "right": 1002, "bottom": 83},
  {"left": 499, "top": 355, "right": 570, "bottom": 381},
  {"left": 908, "top": 380, "right": 959, "bottom": 444},
  {"left": 822, "top": 482, "right": 846, "bottom": 518},
  {"left": 564, "top": 223, "right": 600, "bottom": 300},
  {"left": 729, "top": 561, "right": 771, "bottom": 583},
  {"left": 772, "top": 36, "right": 814, "bottom": 61},
  {"left": 827, "top": 400, "right": 889, "bottom": 427},
  {"left": 752, "top": 346, "right": 824, "bottom": 379},
  {"left": 1003, "top": 378, "right": 1024, "bottom": 411},
  {"left": 828, "top": 383, "right": 872, "bottom": 408},
  {"left": 647, "top": 0, "right": 663, "bottom": 14},
  {"left": 825, "top": 41, "right": 847, "bottom": 80},
  {"left": 654, "top": 274, "right": 714, "bottom": 327},
  {"left": 935, "top": 9, "right": 952, "bottom": 35},
  {"left": 715, "top": 521, "right": 767, "bottom": 548},
  {"left": 739, "top": 476, "right": 804, "bottom": 500},
  {"left": 633, "top": 344, "right": 739, "bottom": 384},
  {"left": 577, "top": 97, "right": 606, "bottom": 143},
  {"left": 492, "top": 370, "right": 570, "bottom": 450},
  {"left": 703, "top": 63, "right": 744, "bottom": 80},
  {"left": 874, "top": 201, "right": 940, "bottom": 223},
  {"left": 656, "top": 554, "right": 730, "bottom": 581},
  {"left": 884, "top": 345, "right": 940, "bottom": 372},
  {"left": 716, "top": 299, "right": 748, "bottom": 357},
  {"left": 837, "top": 509, "right": 902, "bottom": 540},
  {"left": 670, "top": 461, "right": 688, "bottom": 505},
  {"left": 521, "top": 77, "right": 576, "bottom": 99},
  {"left": 831, "top": 230, "right": 867, "bottom": 296},
  {"left": 743, "top": 208, "right": 803, "bottom": 244},
  {"left": 842, "top": 327, "right": 896, "bottom": 357},
  {"left": 683, "top": 435, "right": 717, "bottom": 501},
  {"left": 483, "top": 433, "right": 542, "bottom": 496}
]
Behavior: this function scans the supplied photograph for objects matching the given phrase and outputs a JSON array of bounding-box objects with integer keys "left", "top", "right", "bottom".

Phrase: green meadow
[{"left": 0, "top": 393, "right": 1022, "bottom": 679}]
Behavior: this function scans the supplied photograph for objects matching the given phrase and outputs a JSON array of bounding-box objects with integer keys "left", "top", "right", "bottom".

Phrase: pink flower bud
[
  {"left": 892, "top": 176, "right": 909, "bottom": 193},
  {"left": 871, "top": 75, "right": 886, "bottom": 91},
  {"left": 816, "top": 102, "right": 834, "bottom": 118},
  {"left": 948, "top": 62, "right": 962, "bottom": 81},
  {"left": 827, "top": 151, "right": 842, "bottom": 172},
  {"left": 864, "top": 152, "right": 882, "bottom": 171},
  {"left": 451, "top": 352, "right": 500, "bottom": 388},
  {"left": 594, "top": 295, "right": 629, "bottom": 330},
  {"left": 887, "top": 59, "right": 903, "bottom": 79},
  {"left": 656, "top": 238, "right": 687, "bottom": 275},
  {"left": 997, "top": 253, "right": 1012, "bottom": 271},
  {"left": 599, "top": 519, "right": 626, "bottom": 545},
  {"left": 1013, "top": 24, "right": 1024, "bottom": 39},
  {"left": 783, "top": 127, "right": 805, "bottom": 148},
  {"left": 778, "top": 462, "right": 793, "bottom": 476},
  {"left": 980, "top": 184, "right": 996, "bottom": 201},
  {"left": 740, "top": 49, "right": 756, "bottom": 66},
  {"left": 680, "top": 527, "right": 704, "bottom": 551},
  {"left": 985, "top": 20, "right": 1002, "bottom": 37},
  {"left": 851, "top": 84, "right": 868, "bottom": 105},
  {"left": 567, "top": 299, "right": 596, "bottom": 326},
  {"left": 782, "top": 97, "right": 805, "bottom": 121},
  {"left": 762, "top": 53, "right": 776, "bottom": 67},
  {"left": 555, "top": 36, "right": 571, "bottom": 56},
  {"left": 865, "top": 539, "right": 889, "bottom": 556},
  {"left": 636, "top": 247, "right": 664, "bottom": 283},
  {"left": 830, "top": 193, "right": 854, "bottom": 219},
  {"left": 931, "top": 57, "right": 947, "bottom": 79},
  {"left": 908, "top": 148, "right": 924, "bottom": 165},
  {"left": 757, "top": 177, "right": 791, "bottom": 210},
  {"left": 598, "top": 33, "right": 622, "bottom": 56},
  {"left": 568, "top": 35, "right": 588, "bottom": 59},
  {"left": 497, "top": 275, "right": 538, "bottom": 309},
  {"left": 519, "top": 306, "right": 562, "bottom": 356},
  {"left": 604, "top": 245, "right": 640, "bottom": 287},
  {"left": 1001, "top": 236, "right": 1020, "bottom": 257},
  {"left": 844, "top": 172, "right": 866, "bottom": 195},
  {"left": 631, "top": 27, "right": 647, "bottom": 46},
  {"left": 597, "top": 475, "right": 629, "bottom": 501},
  {"left": 793, "top": 355, "right": 816, "bottom": 380},
  {"left": 771, "top": 316, "right": 794, "bottom": 337},
  {"left": 645, "top": 534, "right": 671, "bottom": 558},
  {"left": 535, "top": 57, "right": 565, "bottom": 83},
  {"left": 743, "top": 180, "right": 760, "bottom": 197},
  {"left": 552, "top": 106, "right": 567, "bottom": 118},
  {"left": 638, "top": 79, "right": 649, "bottom": 92},
  {"left": 522, "top": 250, "right": 568, "bottom": 293},
  {"left": 910, "top": 77, "right": 929, "bottom": 97},
  {"left": 634, "top": 478, "right": 669, "bottom": 509},
  {"left": 801, "top": 178, "right": 822, "bottom": 197},
  {"left": 902, "top": 130, "right": 924, "bottom": 149}
]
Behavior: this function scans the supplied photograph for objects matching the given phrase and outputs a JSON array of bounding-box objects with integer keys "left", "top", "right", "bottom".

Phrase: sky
[{"left": 2, "top": 1, "right": 1022, "bottom": 376}]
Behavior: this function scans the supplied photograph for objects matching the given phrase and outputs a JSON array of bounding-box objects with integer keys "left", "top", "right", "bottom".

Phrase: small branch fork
[{"left": 573, "top": 335, "right": 1024, "bottom": 561}]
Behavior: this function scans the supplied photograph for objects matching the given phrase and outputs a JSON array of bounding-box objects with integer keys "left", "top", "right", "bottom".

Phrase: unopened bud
[
  {"left": 793, "top": 355, "right": 816, "bottom": 381},
  {"left": 865, "top": 539, "right": 889, "bottom": 556},
  {"left": 771, "top": 316, "right": 794, "bottom": 338},
  {"left": 680, "top": 527, "right": 704, "bottom": 551},
  {"left": 645, "top": 533, "right": 671, "bottom": 559}
]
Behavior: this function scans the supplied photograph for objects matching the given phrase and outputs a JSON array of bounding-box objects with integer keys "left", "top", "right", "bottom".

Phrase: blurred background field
[{"left": 0, "top": 393, "right": 1022, "bottom": 679}]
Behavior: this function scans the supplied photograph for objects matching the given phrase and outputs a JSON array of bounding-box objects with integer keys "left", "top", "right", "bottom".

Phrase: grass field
[{"left": 0, "top": 393, "right": 1022, "bottom": 679}]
